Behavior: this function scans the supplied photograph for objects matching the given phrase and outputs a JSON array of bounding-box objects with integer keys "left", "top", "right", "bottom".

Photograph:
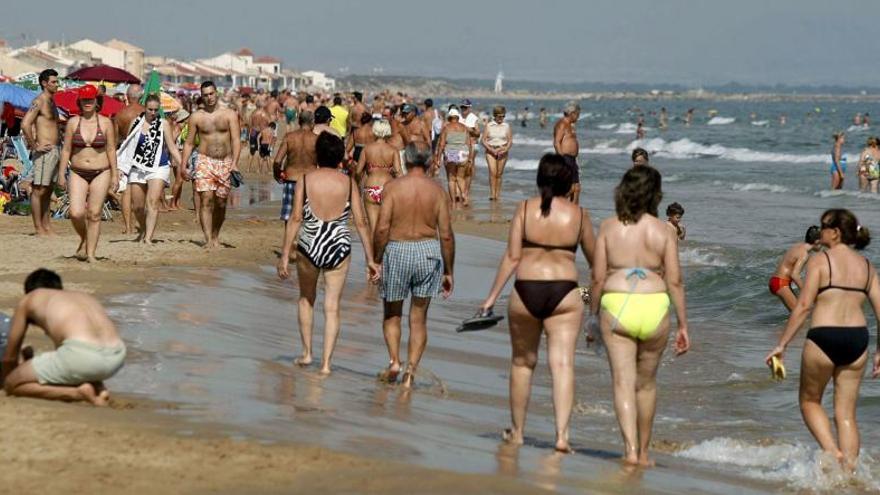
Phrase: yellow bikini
[{"left": 600, "top": 268, "right": 670, "bottom": 340}]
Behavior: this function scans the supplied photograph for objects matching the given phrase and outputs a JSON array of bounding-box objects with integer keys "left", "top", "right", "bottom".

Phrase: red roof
[
  {"left": 236, "top": 48, "right": 254, "bottom": 56},
  {"left": 255, "top": 56, "right": 280, "bottom": 63}
]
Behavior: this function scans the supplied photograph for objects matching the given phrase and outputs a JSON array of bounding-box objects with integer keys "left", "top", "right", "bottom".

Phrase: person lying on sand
[{"left": 1, "top": 269, "right": 126, "bottom": 406}]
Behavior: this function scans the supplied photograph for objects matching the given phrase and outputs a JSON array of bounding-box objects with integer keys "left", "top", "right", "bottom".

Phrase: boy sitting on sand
[{"left": 1, "top": 269, "right": 126, "bottom": 406}]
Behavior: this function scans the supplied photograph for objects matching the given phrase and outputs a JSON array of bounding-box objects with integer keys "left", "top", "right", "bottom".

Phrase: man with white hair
[{"left": 553, "top": 101, "right": 582, "bottom": 204}]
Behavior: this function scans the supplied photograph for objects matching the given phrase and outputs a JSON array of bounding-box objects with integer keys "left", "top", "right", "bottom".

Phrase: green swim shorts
[{"left": 32, "top": 339, "right": 126, "bottom": 385}]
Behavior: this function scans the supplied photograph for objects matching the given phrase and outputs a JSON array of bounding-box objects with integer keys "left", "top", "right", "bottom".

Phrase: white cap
[{"left": 447, "top": 108, "right": 461, "bottom": 119}]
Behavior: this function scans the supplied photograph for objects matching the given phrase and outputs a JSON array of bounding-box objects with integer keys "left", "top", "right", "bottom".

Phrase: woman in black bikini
[
  {"left": 58, "top": 85, "right": 118, "bottom": 262},
  {"left": 766, "top": 209, "right": 880, "bottom": 470},
  {"left": 479, "top": 153, "right": 595, "bottom": 453}
]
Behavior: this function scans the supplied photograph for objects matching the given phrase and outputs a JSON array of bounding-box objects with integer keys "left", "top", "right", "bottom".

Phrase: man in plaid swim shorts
[{"left": 373, "top": 143, "right": 455, "bottom": 388}]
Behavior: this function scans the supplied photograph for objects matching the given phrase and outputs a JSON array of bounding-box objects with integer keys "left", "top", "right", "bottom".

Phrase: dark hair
[
  {"left": 360, "top": 113, "right": 373, "bottom": 125},
  {"left": 535, "top": 153, "right": 573, "bottom": 217},
  {"left": 200, "top": 81, "right": 216, "bottom": 92},
  {"left": 270, "top": 89, "right": 278, "bottom": 98},
  {"left": 144, "top": 94, "right": 161, "bottom": 106},
  {"left": 38, "top": 69, "right": 58, "bottom": 89},
  {"left": 424, "top": 98, "right": 433, "bottom": 107},
  {"left": 333, "top": 96, "right": 342, "bottom": 105},
  {"left": 631, "top": 147, "right": 649, "bottom": 163},
  {"left": 352, "top": 91, "right": 363, "bottom": 102},
  {"left": 24, "top": 268, "right": 62, "bottom": 293},
  {"left": 315, "top": 132, "right": 345, "bottom": 168},
  {"left": 821, "top": 209, "right": 871, "bottom": 250},
  {"left": 615, "top": 165, "right": 663, "bottom": 224},
  {"left": 805, "top": 225, "right": 821, "bottom": 244},
  {"left": 305, "top": 95, "right": 315, "bottom": 104},
  {"left": 404, "top": 143, "right": 431, "bottom": 169},
  {"left": 269, "top": 122, "right": 277, "bottom": 128},
  {"left": 665, "top": 202, "right": 684, "bottom": 217}
]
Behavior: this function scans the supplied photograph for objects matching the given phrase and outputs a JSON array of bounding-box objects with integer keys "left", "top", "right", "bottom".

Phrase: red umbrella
[
  {"left": 54, "top": 88, "right": 125, "bottom": 117},
  {"left": 67, "top": 65, "right": 141, "bottom": 84}
]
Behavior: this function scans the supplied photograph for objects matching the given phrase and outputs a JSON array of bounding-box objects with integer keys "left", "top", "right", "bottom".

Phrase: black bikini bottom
[
  {"left": 71, "top": 167, "right": 109, "bottom": 183},
  {"left": 514, "top": 280, "right": 578, "bottom": 320},
  {"left": 806, "top": 326, "right": 869, "bottom": 367}
]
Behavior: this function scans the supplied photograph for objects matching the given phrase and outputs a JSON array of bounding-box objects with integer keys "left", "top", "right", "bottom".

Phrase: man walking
[
  {"left": 554, "top": 101, "right": 582, "bottom": 203},
  {"left": 373, "top": 143, "right": 454, "bottom": 388},
  {"left": 20, "top": 69, "right": 60, "bottom": 236}
]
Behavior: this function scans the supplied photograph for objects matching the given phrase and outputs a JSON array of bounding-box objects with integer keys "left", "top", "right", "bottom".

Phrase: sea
[{"left": 107, "top": 97, "right": 880, "bottom": 493}]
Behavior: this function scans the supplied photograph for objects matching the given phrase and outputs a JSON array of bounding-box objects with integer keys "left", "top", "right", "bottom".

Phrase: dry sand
[{"left": 0, "top": 178, "right": 537, "bottom": 494}]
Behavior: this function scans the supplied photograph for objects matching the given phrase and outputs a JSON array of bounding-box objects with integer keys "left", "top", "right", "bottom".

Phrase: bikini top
[
  {"left": 521, "top": 200, "right": 582, "bottom": 252},
  {"left": 817, "top": 251, "right": 871, "bottom": 295},
  {"left": 71, "top": 117, "right": 106, "bottom": 150}
]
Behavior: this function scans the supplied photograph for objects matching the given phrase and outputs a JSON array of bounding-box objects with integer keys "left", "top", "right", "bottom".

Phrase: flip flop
[
  {"left": 457, "top": 308, "right": 504, "bottom": 333},
  {"left": 769, "top": 355, "right": 786, "bottom": 381}
]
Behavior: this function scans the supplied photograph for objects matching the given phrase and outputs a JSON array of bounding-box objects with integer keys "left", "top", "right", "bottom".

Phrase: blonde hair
[
  {"left": 492, "top": 105, "right": 506, "bottom": 116},
  {"left": 372, "top": 119, "right": 392, "bottom": 139}
]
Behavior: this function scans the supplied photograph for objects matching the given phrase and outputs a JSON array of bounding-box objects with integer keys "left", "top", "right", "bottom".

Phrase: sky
[{"left": 3, "top": 0, "right": 877, "bottom": 87}]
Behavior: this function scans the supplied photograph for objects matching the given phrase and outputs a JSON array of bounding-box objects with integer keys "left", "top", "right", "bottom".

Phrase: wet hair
[
  {"left": 144, "top": 94, "right": 161, "bottom": 106},
  {"left": 298, "top": 110, "right": 314, "bottom": 125},
  {"left": 535, "top": 154, "right": 574, "bottom": 217},
  {"left": 615, "top": 165, "right": 663, "bottom": 224},
  {"left": 631, "top": 147, "right": 649, "bottom": 163},
  {"left": 360, "top": 112, "right": 373, "bottom": 125},
  {"left": 372, "top": 119, "right": 392, "bottom": 138},
  {"left": 820, "top": 209, "right": 871, "bottom": 250},
  {"left": 333, "top": 96, "right": 343, "bottom": 105},
  {"left": 805, "top": 225, "right": 821, "bottom": 244},
  {"left": 315, "top": 132, "right": 345, "bottom": 168},
  {"left": 404, "top": 143, "right": 431, "bottom": 169},
  {"left": 867, "top": 136, "right": 879, "bottom": 147},
  {"left": 24, "top": 268, "right": 62, "bottom": 294},
  {"left": 492, "top": 105, "right": 506, "bottom": 116},
  {"left": 38, "top": 69, "right": 58, "bottom": 89},
  {"left": 200, "top": 81, "right": 216, "bottom": 92},
  {"left": 665, "top": 202, "right": 684, "bottom": 217}
]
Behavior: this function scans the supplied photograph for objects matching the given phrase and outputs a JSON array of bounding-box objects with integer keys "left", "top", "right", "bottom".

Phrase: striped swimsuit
[{"left": 296, "top": 175, "right": 352, "bottom": 269}]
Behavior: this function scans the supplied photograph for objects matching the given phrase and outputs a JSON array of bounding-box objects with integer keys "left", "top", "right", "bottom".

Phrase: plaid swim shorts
[
  {"left": 380, "top": 239, "right": 444, "bottom": 302},
  {"left": 280, "top": 180, "right": 296, "bottom": 221}
]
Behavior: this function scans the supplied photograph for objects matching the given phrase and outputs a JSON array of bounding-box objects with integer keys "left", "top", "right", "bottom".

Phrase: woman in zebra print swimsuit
[{"left": 277, "top": 132, "right": 380, "bottom": 375}]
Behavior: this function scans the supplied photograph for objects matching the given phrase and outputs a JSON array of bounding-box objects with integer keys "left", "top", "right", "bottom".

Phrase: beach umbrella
[
  {"left": 53, "top": 87, "right": 124, "bottom": 117},
  {"left": 0, "top": 83, "right": 38, "bottom": 110},
  {"left": 67, "top": 65, "right": 141, "bottom": 84}
]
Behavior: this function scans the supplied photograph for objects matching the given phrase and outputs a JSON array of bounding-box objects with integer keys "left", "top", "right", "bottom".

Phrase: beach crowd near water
[{"left": 4, "top": 66, "right": 880, "bottom": 492}]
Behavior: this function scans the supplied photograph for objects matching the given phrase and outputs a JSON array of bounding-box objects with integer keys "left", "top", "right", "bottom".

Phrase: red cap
[{"left": 77, "top": 84, "right": 99, "bottom": 100}]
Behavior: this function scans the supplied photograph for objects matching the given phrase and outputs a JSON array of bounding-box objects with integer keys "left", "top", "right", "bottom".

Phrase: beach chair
[
  {"left": 10, "top": 136, "right": 33, "bottom": 179},
  {"left": 52, "top": 192, "right": 114, "bottom": 221}
]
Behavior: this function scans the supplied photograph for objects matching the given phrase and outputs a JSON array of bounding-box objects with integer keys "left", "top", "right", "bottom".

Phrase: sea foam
[{"left": 708, "top": 116, "right": 736, "bottom": 125}]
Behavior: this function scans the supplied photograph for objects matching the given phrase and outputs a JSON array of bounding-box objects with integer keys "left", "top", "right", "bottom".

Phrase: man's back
[
  {"left": 384, "top": 175, "right": 447, "bottom": 240},
  {"left": 21, "top": 290, "right": 120, "bottom": 346},
  {"left": 284, "top": 129, "right": 318, "bottom": 168},
  {"left": 115, "top": 103, "right": 144, "bottom": 139}
]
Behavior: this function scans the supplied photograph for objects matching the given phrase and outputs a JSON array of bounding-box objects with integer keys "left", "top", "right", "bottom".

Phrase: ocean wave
[
  {"left": 679, "top": 247, "right": 728, "bottom": 267},
  {"left": 847, "top": 124, "right": 870, "bottom": 133},
  {"left": 716, "top": 181, "right": 793, "bottom": 194},
  {"left": 815, "top": 189, "right": 880, "bottom": 201},
  {"left": 626, "top": 138, "right": 827, "bottom": 164},
  {"left": 751, "top": 120, "right": 769, "bottom": 127},
  {"left": 676, "top": 437, "right": 880, "bottom": 491},
  {"left": 597, "top": 123, "right": 617, "bottom": 130},
  {"left": 707, "top": 116, "right": 736, "bottom": 125},
  {"left": 615, "top": 123, "right": 638, "bottom": 134},
  {"left": 513, "top": 135, "right": 554, "bottom": 147},
  {"left": 504, "top": 158, "right": 539, "bottom": 170}
]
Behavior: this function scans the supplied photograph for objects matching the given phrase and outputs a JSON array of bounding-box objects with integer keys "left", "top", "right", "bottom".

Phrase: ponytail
[
  {"left": 855, "top": 225, "right": 871, "bottom": 250},
  {"left": 539, "top": 186, "right": 554, "bottom": 217}
]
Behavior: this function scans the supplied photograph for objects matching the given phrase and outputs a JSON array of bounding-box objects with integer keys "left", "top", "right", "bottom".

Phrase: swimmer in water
[
  {"left": 665, "top": 202, "right": 686, "bottom": 241},
  {"left": 769, "top": 226, "right": 822, "bottom": 312},
  {"left": 830, "top": 132, "right": 846, "bottom": 190}
]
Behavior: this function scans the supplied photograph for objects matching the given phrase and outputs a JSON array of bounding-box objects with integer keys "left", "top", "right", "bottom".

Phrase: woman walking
[
  {"left": 590, "top": 165, "right": 689, "bottom": 466},
  {"left": 482, "top": 106, "right": 512, "bottom": 201},
  {"left": 355, "top": 119, "right": 402, "bottom": 235},
  {"left": 434, "top": 107, "right": 473, "bottom": 208},
  {"left": 479, "top": 153, "right": 595, "bottom": 453}
]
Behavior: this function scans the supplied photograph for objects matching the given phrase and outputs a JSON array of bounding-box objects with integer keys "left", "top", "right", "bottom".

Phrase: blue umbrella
[{"left": 0, "top": 83, "right": 38, "bottom": 110}]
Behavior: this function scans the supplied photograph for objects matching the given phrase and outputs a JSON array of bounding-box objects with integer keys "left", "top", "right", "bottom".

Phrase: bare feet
[
  {"left": 502, "top": 428, "right": 524, "bottom": 446},
  {"left": 400, "top": 371, "right": 415, "bottom": 389},
  {"left": 86, "top": 256, "right": 97, "bottom": 264},
  {"left": 295, "top": 354, "right": 313, "bottom": 367},
  {"left": 637, "top": 456, "right": 656, "bottom": 467},
  {"left": 318, "top": 366, "right": 332, "bottom": 376},
  {"left": 555, "top": 435, "right": 574, "bottom": 454},
  {"left": 77, "top": 383, "right": 109, "bottom": 406},
  {"left": 377, "top": 363, "right": 401, "bottom": 383},
  {"left": 622, "top": 454, "right": 640, "bottom": 466},
  {"left": 75, "top": 242, "right": 86, "bottom": 261}
]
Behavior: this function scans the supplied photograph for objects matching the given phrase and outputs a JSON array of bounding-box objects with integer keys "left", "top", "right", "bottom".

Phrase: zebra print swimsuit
[{"left": 297, "top": 175, "right": 353, "bottom": 269}]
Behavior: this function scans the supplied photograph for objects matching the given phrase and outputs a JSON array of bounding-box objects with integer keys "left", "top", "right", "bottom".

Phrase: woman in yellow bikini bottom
[{"left": 600, "top": 268, "right": 670, "bottom": 340}]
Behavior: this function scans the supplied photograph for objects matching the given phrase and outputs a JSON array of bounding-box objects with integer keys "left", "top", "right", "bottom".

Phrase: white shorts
[{"left": 119, "top": 166, "right": 171, "bottom": 191}]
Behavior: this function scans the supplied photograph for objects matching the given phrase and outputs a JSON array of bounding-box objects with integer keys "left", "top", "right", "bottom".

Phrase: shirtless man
[
  {"left": 373, "top": 143, "right": 454, "bottom": 388},
  {"left": 20, "top": 69, "right": 61, "bottom": 236},
  {"left": 113, "top": 84, "right": 145, "bottom": 235},
  {"left": 247, "top": 101, "right": 270, "bottom": 172},
  {"left": 2, "top": 269, "right": 125, "bottom": 406},
  {"left": 400, "top": 104, "right": 431, "bottom": 146},
  {"left": 265, "top": 90, "right": 281, "bottom": 124},
  {"left": 421, "top": 99, "right": 439, "bottom": 144},
  {"left": 348, "top": 91, "right": 368, "bottom": 133},
  {"left": 769, "top": 226, "right": 821, "bottom": 311},
  {"left": 383, "top": 107, "right": 406, "bottom": 151},
  {"left": 273, "top": 111, "right": 317, "bottom": 223},
  {"left": 553, "top": 101, "right": 582, "bottom": 204},
  {"left": 182, "top": 81, "right": 242, "bottom": 249}
]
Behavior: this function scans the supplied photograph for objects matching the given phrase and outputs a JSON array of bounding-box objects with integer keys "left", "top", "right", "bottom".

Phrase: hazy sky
[{"left": 3, "top": 0, "right": 877, "bottom": 86}]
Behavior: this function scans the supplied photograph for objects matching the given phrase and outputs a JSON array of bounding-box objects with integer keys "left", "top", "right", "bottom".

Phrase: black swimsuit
[
  {"left": 806, "top": 252, "right": 871, "bottom": 367},
  {"left": 513, "top": 201, "right": 581, "bottom": 320}
]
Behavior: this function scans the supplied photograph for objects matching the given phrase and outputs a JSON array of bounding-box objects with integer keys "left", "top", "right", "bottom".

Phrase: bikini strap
[
  {"left": 866, "top": 258, "right": 872, "bottom": 293},
  {"left": 577, "top": 208, "right": 583, "bottom": 243},
  {"left": 824, "top": 251, "right": 832, "bottom": 283},
  {"left": 521, "top": 200, "right": 528, "bottom": 240}
]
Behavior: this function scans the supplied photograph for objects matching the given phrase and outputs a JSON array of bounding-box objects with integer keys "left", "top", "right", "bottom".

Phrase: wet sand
[{"left": 0, "top": 176, "right": 777, "bottom": 493}]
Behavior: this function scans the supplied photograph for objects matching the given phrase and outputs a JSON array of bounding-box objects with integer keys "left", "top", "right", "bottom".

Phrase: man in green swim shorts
[{"left": 1, "top": 269, "right": 126, "bottom": 406}]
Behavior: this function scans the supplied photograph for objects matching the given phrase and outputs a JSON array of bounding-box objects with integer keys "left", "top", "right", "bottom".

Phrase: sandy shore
[{"left": 0, "top": 178, "right": 548, "bottom": 494}]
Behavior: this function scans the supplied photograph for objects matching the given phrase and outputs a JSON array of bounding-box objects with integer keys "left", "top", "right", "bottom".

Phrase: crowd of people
[{"left": 4, "top": 67, "right": 879, "bottom": 473}]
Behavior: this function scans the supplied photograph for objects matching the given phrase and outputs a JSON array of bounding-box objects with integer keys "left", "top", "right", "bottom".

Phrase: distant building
[
  {"left": 199, "top": 48, "right": 298, "bottom": 90},
  {"left": 69, "top": 39, "right": 126, "bottom": 69},
  {"left": 302, "top": 70, "right": 336, "bottom": 91},
  {"left": 105, "top": 39, "right": 144, "bottom": 78}
]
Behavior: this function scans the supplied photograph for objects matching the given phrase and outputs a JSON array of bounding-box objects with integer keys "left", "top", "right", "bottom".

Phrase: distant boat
[{"left": 494, "top": 70, "right": 503, "bottom": 94}]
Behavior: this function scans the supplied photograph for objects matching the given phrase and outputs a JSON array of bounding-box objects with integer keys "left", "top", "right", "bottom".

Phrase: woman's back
[
  {"left": 303, "top": 168, "right": 351, "bottom": 221},
  {"left": 601, "top": 215, "right": 669, "bottom": 293},
  {"left": 515, "top": 197, "right": 582, "bottom": 281},
  {"left": 812, "top": 246, "right": 871, "bottom": 327}
]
